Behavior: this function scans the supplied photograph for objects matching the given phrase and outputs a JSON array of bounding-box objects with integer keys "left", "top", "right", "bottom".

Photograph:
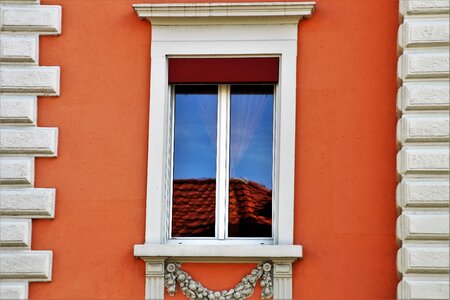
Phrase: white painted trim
[
  {"left": 142, "top": 25, "right": 300, "bottom": 246},
  {"left": 135, "top": 244, "right": 302, "bottom": 263}
]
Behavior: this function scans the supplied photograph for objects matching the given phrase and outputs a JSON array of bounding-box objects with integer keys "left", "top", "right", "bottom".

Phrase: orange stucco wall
[{"left": 31, "top": 0, "right": 399, "bottom": 299}]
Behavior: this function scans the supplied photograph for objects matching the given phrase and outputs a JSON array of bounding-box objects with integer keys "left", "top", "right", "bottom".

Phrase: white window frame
[
  {"left": 140, "top": 24, "right": 303, "bottom": 246},
  {"left": 168, "top": 84, "right": 277, "bottom": 245},
  {"left": 132, "top": 3, "right": 316, "bottom": 299}
]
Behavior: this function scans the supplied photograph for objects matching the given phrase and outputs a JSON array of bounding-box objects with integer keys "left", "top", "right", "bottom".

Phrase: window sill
[{"left": 134, "top": 244, "right": 302, "bottom": 263}]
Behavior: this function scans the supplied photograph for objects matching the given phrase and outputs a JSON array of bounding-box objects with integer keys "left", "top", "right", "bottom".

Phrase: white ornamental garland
[{"left": 164, "top": 262, "right": 273, "bottom": 300}]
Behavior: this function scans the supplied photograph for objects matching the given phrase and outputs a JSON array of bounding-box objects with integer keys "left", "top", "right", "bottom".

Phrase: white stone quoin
[
  {"left": 0, "top": 251, "right": 53, "bottom": 281},
  {"left": 396, "top": 1, "right": 450, "bottom": 299},
  {"left": 0, "top": 282, "right": 28, "bottom": 300},
  {"left": 0, "top": 157, "right": 34, "bottom": 186},
  {"left": 0, "top": 219, "right": 31, "bottom": 248},
  {"left": 0, "top": 0, "right": 61, "bottom": 298},
  {"left": 0, "top": 35, "right": 39, "bottom": 64},
  {"left": 0, "top": 66, "right": 60, "bottom": 95},
  {"left": 0, "top": 127, "right": 58, "bottom": 156},
  {"left": 0, "top": 96, "right": 37, "bottom": 125},
  {"left": 0, "top": 188, "right": 56, "bottom": 218}
]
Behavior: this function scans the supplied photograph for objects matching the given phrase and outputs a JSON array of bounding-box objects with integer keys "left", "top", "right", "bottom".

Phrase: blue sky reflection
[
  {"left": 230, "top": 85, "right": 273, "bottom": 189},
  {"left": 173, "top": 86, "right": 218, "bottom": 181}
]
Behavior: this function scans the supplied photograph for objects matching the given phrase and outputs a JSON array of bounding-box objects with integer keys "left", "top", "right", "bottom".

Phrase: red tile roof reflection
[{"left": 172, "top": 178, "right": 272, "bottom": 237}]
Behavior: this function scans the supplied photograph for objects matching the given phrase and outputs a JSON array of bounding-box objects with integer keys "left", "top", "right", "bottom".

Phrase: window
[
  {"left": 165, "top": 57, "right": 280, "bottom": 244},
  {"left": 170, "top": 84, "right": 275, "bottom": 242},
  {"left": 133, "top": 2, "right": 316, "bottom": 298}
]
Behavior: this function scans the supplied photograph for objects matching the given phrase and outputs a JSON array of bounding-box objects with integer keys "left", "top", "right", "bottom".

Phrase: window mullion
[{"left": 216, "top": 85, "right": 230, "bottom": 240}]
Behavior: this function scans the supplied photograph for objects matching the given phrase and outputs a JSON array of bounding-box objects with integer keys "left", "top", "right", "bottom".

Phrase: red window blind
[{"left": 168, "top": 57, "right": 279, "bottom": 84}]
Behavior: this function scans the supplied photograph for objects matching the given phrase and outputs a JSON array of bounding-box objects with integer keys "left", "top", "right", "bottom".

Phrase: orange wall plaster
[{"left": 32, "top": 0, "right": 399, "bottom": 299}]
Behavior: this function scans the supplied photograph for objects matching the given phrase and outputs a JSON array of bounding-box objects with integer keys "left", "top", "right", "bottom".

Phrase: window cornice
[{"left": 133, "top": 2, "right": 316, "bottom": 25}]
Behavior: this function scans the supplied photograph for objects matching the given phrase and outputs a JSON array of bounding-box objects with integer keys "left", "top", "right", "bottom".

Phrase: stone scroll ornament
[{"left": 164, "top": 261, "right": 273, "bottom": 300}]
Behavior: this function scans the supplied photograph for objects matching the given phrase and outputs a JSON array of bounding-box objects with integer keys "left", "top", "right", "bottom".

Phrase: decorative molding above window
[
  {"left": 134, "top": 2, "right": 315, "bottom": 25},
  {"left": 133, "top": 2, "right": 315, "bottom": 299}
]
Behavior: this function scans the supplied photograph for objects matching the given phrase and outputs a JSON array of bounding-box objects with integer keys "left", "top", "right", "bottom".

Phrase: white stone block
[
  {"left": 0, "top": 95, "right": 36, "bottom": 125},
  {"left": 0, "top": 66, "right": 60, "bottom": 95},
  {"left": 0, "top": 34, "right": 38, "bottom": 64},
  {"left": 398, "top": 83, "right": 450, "bottom": 112},
  {"left": 398, "top": 53, "right": 450, "bottom": 80},
  {"left": 0, "top": 219, "right": 31, "bottom": 248},
  {"left": 0, "top": 127, "right": 58, "bottom": 156},
  {"left": 397, "top": 147, "right": 450, "bottom": 176},
  {"left": 0, "top": 250, "right": 52, "bottom": 281},
  {"left": 0, "top": 188, "right": 55, "bottom": 218},
  {"left": 398, "top": 277, "right": 450, "bottom": 300},
  {"left": 397, "top": 179, "right": 450, "bottom": 208},
  {"left": 398, "top": 246, "right": 450, "bottom": 274},
  {"left": 397, "top": 114, "right": 450, "bottom": 143},
  {"left": 399, "top": 19, "right": 449, "bottom": 49},
  {"left": 0, "top": 157, "right": 34, "bottom": 186},
  {"left": 397, "top": 214, "right": 450, "bottom": 240},
  {"left": 400, "top": 0, "right": 450, "bottom": 16},
  {"left": 0, "top": 5, "right": 61, "bottom": 35},
  {"left": 0, "top": 282, "right": 28, "bottom": 300}
]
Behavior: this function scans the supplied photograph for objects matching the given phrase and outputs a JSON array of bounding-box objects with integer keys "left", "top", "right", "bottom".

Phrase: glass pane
[
  {"left": 228, "top": 85, "right": 274, "bottom": 238},
  {"left": 172, "top": 85, "right": 218, "bottom": 238}
]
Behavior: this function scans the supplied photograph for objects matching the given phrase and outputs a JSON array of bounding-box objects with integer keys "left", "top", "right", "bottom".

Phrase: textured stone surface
[
  {"left": 397, "top": 147, "right": 450, "bottom": 175},
  {"left": 399, "top": 19, "right": 449, "bottom": 49},
  {"left": 398, "top": 53, "right": 450, "bottom": 80},
  {"left": 0, "top": 0, "right": 61, "bottom": 294},
  {"left": 397, "top": 179, "right": 450, "bottom": 208},
  {"left": 397, "top": 114, "right": 450, "bottom": 143},
  {"left": 397, "top": 2, "right": 449, "bottom": 299},
  {"left": 397, "top": 214, "right": 450, "bottom": 240},
  {"left": 0, "top": 219, "right": 31, "bottom": 248},
  {"left": 0, "top": 188, "right": 55, "bottom": 218},
  {"left": 0, "top": 66, "right": 60, "bottom": 95},
  {"left": 0, "top": 128, "right": 58, "bottom": 156},
  {"left": 0, "top": 282, "right": 28, "bottom": 300},
  {"left": 0, "top": 95, "right": 36, "bottom": 125},
  {"left": 398, "top": 83, "right": 450, "bottom": 112},
  {"left": 0, "top": 251, "right": 52, "bottom": 281},
  {"left": 400, "top": 0, "right": 450, "bottom": 16},
  {"left": 398, "top": 246, "right": 450, "bottom": 274},
  {"left": 273, "top": 263, "right": 293, "bottom": 299},
  {"left": 0, "top": 158, "right": 34, "bottom": 186},
  {"left": 398, "top": 278, "right": 450, "bottom": 300},
  {"left": 0, "top": 5, "right": 61, "bottom": 35},
  {"left": 0, "top": 34, "right": 38, "bottom": 64}
]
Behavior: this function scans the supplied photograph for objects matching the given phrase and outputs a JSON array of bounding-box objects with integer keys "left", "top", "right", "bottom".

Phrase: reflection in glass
[
  {"left": 172, "top": 85, "right": 218, "bottom": 238},
  {"left": 228, "top": 85, "right": 274, "bottom": 238}
]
